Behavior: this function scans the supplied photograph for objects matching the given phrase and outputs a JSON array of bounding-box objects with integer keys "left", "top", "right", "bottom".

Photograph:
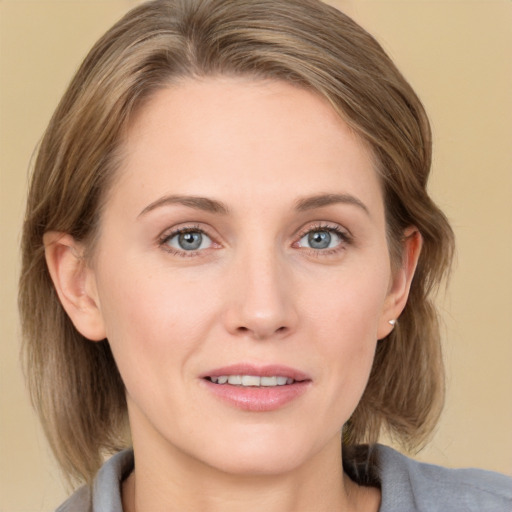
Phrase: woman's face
[{"left": 83, "top": 78, "right": 408, "bottom": 475}]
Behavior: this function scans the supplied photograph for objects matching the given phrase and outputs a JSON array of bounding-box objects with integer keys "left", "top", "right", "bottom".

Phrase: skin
[{"left": 45, "top": 77, "right": 421, "bottom": 511}]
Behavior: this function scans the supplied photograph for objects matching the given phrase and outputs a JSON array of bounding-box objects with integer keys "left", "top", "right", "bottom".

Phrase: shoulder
[
  {"left": 375, "top": 444, "right": 512, "bottom": 512},
  {"left": 55, "top": 485, "right": 91, "bottom": 512},
  {"left": 55, "top": 449, "right": 134, "bottom": 512}
]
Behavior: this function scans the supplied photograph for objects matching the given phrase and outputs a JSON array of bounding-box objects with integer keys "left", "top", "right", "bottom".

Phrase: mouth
[
  {"left": 206, "top": 375, "right": 297, "bottom": 387},
  {"left": 201, "top": 365, "right": 311, "bottom": 411}
]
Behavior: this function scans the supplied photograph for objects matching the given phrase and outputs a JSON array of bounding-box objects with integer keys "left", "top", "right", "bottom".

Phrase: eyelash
[
  {"left": 158, "top": 225, "right": 213, "bottom": 258},
  {"left": 294, "top": 223, "right": 353, "bottom": 256},
  {"left": 158, "top": 223, "right": 352, "bottom": 258}
]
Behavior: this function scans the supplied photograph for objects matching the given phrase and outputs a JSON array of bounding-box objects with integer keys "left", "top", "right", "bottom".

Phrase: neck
[{"left": 122, "top": 434, "right": 380, "bottom": 512}]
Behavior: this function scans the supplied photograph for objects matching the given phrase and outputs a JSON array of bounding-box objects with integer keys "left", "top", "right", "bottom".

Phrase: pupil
[
  {"left": 308, "top": 231, "right": 331, "bottom": 249},
  {"left": 179, "top": 232, "right": 202, "bottom": 250}
]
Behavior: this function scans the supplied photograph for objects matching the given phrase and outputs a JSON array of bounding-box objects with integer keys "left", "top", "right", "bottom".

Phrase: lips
[
  {"left": 200, "top": 364, "right": 311, "bottom": 412},
  {"left": 202, "top": 364, "right": 309, "bottom": 381}
]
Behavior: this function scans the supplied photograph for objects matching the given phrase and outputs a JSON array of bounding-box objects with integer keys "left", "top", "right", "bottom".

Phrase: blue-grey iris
[
  {"left": 179, "top": 232, "right": 203, "bottom": 250},
  {"left": 308, "top": 231, "right": 331, "bottom": 249}
]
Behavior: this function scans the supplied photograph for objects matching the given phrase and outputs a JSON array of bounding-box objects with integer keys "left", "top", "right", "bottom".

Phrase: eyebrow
[
  {"left": 138, "top": 195, "right": 230, "bottom": 217},
  {"left": 138, "top": 192, "right": 369, "bottom": 218},
  {"left": 294, "top": 193, "right": 369, "bottom": 215}
]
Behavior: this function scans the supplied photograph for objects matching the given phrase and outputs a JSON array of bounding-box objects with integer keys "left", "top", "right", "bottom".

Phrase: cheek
[
  {"left": 302, "top": 265, "right": 388, "bottom": 402},
  {"left": 94, "top": 265, "right": 219, "bottom": 383},
  {"left": 304, "top": 264, "right": 389, "bottom": 344}
]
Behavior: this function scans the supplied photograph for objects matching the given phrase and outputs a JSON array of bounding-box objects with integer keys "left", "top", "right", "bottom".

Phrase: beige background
[{"left": 1, "top": 0, "right": 511, "bottom": 510}]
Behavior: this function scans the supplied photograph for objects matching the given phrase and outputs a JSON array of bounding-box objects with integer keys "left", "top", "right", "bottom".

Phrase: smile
[
  {"left": 207, "top": 375, "right": 295, "bottom": 386},
  {"left": 201, "top": 365, "right": 311, "bottom": 411}
]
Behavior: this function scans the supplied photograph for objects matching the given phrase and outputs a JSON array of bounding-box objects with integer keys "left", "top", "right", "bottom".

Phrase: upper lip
[{"left": 200, "top": 364, "right": 310, "bottom": 381}]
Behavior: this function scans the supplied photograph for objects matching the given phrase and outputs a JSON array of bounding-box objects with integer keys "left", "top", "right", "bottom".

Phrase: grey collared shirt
[{"left": 56, "top": 445, "right": 512, "bottom": 511}]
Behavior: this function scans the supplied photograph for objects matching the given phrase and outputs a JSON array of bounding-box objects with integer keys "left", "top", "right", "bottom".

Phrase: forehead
[{"left": 111, "top": 77, "right": 383, "bottom": 218}]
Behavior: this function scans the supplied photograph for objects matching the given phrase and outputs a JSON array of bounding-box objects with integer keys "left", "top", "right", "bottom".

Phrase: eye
[
  {"left": 297, "top": 227, "right": 347, "bottom": 250},
  {"left": 163, "top": 229, "right": 213, "bottom": 252}
]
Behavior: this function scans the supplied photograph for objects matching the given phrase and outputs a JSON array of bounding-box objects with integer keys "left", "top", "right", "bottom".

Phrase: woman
[{"left": 19, "top": 0, "right": 511, "bottom": 510}]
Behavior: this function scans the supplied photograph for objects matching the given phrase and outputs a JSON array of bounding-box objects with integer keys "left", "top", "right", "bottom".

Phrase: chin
[
  {"left": 192, "top": 427, "right": 323, "bottom": 477},
  {"left": 208, "top": 450, "right": 306, "bottom": 477}
]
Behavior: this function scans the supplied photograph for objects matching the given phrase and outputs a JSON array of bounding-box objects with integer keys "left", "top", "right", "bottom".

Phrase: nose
[{"left": 223, "top": 246, "right": 298, "bottom": 341}]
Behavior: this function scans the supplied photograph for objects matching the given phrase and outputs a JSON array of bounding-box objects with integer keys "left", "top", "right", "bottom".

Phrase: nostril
[{"left": 234, "top": 325, "right": 287, "bottom": 339}]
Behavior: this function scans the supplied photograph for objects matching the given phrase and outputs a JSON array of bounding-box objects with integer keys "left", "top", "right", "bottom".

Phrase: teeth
[
  {"left": 209, "top": 375, "right": 295, "bottom": 387},
  {"left": 260, "top": 376, "right": 277, "bottom": 386},
  {"left": 241, "top": 375, "right": 260, "bottom": 386}
]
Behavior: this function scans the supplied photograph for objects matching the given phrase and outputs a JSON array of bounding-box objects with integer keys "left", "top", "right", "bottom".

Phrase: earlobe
[
  {"left": 43, "top": 231, "right": 106, "bottom": 341},
  {"left": 377, "top": 228, "right": 422, "bottom": 340}
]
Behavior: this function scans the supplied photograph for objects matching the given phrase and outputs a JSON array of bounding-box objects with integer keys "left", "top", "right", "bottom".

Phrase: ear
[
  {"left": 43, "top": 231, "right": 106, "bottom": 341},
  {"left": 377, "top": 227, "right": 422, "bottom": 340}
]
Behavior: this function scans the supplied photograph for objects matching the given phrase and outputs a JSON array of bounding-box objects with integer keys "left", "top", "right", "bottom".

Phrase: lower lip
[{"left": 202, "top": 379, "right": 311, "bottom": 412}]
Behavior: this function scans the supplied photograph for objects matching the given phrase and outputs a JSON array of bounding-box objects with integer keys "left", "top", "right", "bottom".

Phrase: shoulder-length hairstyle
[{"left": 20, "top": 0, "right": 454, "bottom": 485}]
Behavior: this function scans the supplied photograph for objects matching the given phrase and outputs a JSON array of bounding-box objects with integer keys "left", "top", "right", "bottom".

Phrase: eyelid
[
  {"left": 157, "top": 223, "right": 221, "bottom": 256},
  {"left": 156, "top": 221, "right": 352, "bottom": 258},
  {"left": 159, "top": 223, "right": 203, "bottom": 241},
  {"left": 294, "top": 222, "right": 352, "bottom": 242},
  {"left": 293, "top": 222, "right": 353, "bottom": 253}
]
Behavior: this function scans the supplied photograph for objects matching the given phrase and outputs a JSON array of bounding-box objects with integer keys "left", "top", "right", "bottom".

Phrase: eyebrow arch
[
  {"left": 294, "top": 193, "right": 369, "bottom": 215},
  {"left": 138, "top": 195, "right": 230, "bottom": 217}
]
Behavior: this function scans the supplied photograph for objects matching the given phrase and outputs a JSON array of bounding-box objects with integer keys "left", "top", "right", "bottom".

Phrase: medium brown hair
[{"left": 19, "top": 0, "right": 454, "bottom": 485}]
